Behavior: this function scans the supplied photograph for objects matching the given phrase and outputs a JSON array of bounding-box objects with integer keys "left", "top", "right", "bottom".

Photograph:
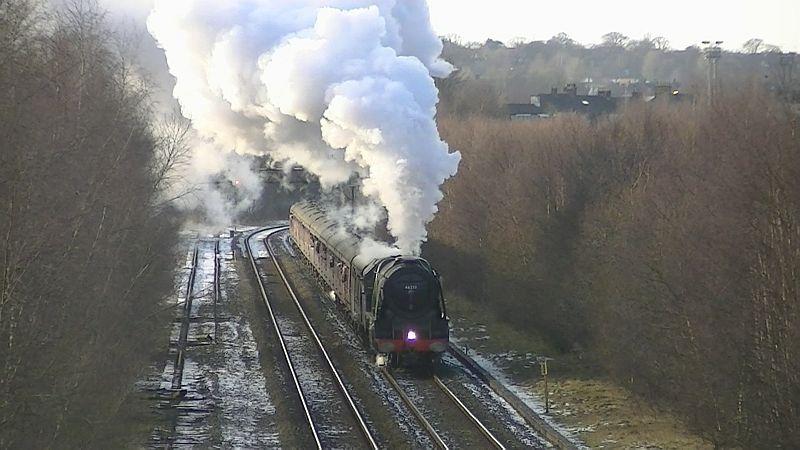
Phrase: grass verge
[{"left": 446, "top": 293, "right": 712, "bottom": 449}]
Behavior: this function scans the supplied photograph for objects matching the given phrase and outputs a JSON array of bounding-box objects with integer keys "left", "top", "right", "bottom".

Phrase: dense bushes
[
  {"left": 428, "top": 91, "right": 800, "bottom": 447},
  {"left": 0, "top": 1, "right": 179, "bottom": 446}
]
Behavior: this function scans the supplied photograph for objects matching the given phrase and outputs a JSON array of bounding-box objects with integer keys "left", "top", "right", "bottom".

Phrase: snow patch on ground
[
  {"left": 280, "top": 232, "right": 297, "bottom": 257},
  {"left": 149, "top": 235, "right": 280, "bottom": 447},
  {"left": 450, "top": 337, "right": 586, "bottom": 448},
  {"left": 441, "top": 354, "right": 550, "bottom": 448},
  {"left": 208, "top": 319, "right": 280, "bottom": 447}
]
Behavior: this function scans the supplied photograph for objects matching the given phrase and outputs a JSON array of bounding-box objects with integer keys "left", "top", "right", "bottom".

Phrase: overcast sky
[
  {"left": 427, "top": 0, "right": 799, "bottom": 51},
  {"left": 97, "top": 0, "right": 799, "bottom": 52}
]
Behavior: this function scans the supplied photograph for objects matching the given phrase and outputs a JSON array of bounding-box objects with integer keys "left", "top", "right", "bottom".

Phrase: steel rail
[
  {"left": 213, "top": 239, "right": 220, "bottom": 341},
  {"left": 245, "top": 228, "right": 322, "bottom": 450},
  {"left": 381, "top": 369, "right": 448, "bottom": 450},
  {"left": 447, "top": 345, "right": 579, "bottom": 449},
  {"left": 265, "top": 231, "right": 379, "bottom": 450},
  {"left": 433, "top": 375, "right": 506, "bottom": 449},
  {"left": 171, "top": 246, "right": 199, "bottom": 391}
]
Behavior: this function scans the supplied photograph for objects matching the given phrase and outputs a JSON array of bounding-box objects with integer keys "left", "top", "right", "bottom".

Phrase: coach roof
[{"left": 291, "top": 201, "right": 361, "bottom": 265}]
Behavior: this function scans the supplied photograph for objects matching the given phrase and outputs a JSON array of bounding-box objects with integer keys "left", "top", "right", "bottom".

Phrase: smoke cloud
[{"left": 147, "top": 0, "right": 460, "bottom": 254}]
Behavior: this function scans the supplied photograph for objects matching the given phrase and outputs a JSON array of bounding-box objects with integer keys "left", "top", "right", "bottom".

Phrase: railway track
[
  {"left": 245, "top": 227, "right": 378, "bottom": 450},
  {"left": 252, "top": 227, "right": 575, "bottom": 449},
  {"left": 447, "top": 345, "right": 579, "bottom": 450},
  {"left": 381, "top": 368, "right": 506, "bottom": 449},
  {"left": 213, "top": 238, "right": 220, "bottom": 341},
  {"left": 159, "top": 240, "right": 218, "bottom": 447},
  {"left": 171, "top": 245, "right": 200, "bottom": 391},
  {"left": 272, "top": 227, "right": 556, "bottom": 448},
  {"left": 433, "top": 374, "right": 506, "bottom": 448}
]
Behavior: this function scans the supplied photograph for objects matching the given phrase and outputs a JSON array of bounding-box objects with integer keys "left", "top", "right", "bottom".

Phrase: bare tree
[
  {"left": 430, "top": 85, "right": 800, "bottom": 448},
  {"left": 601, "top": 32, "right": 630, "bottom": 48},
  {"left": 151, "top": 111, "right": 193, "bottom": 197},
  {"left": 548, "top": 32, "right": 577, "bottom": 47},
  {"left": 743, "top": 38, "right": 764, "bottom": 54},
  {"left": 652, "top": 36, "right": 670, "bottom": 51},
  {"left": 0, "top": 0, "right": 181, "bottom": 446}
]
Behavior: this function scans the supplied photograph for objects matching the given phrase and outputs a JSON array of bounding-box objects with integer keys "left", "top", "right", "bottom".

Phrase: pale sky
[
  {"left": 427, "top": 0, "right": 800, "bottom": 52},
  {"left": 97, "top": 0, "right": 799, "bottom": 52}
]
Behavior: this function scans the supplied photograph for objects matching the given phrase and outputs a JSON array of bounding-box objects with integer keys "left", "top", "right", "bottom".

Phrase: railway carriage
[{"left": 290, "top": 202, "right": 449, "bottom": 366}]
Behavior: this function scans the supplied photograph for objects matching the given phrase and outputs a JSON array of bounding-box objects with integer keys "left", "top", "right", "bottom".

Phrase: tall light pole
[
  {"left": 779, "top": 52, "right": 796, "bottom": 97},
  {"left": 702, "top": 40, "right": 723, "bottom": 105}
]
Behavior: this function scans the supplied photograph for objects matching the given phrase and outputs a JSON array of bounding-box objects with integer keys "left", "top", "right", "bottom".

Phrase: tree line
[
  {"left": 427, "top": 88, "right": 799, "bottom": 447},
  {"left": 1, "top": 1, "right": 183, "bottom": 446},
  {"left": 438, "top": 33, "right": 793, "bottom": 111}
]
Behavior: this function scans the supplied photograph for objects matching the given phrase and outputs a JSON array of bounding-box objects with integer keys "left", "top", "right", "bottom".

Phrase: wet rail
[
  {"left": 433, "top": 374, "right": 506, "bottom": 449},
  {"left": 447, "top": 345, "right": 579, "bottom": 449},
  {"left": 213, "top": 239, "right": 221, "bottom": 341},
  {"left": 381, "top": 369, "right": 448, "bottom": 449},
  {"left": 171, "top": 246, "right": 199, "bottom": 390},
  {"left": 381, "top": 368, "right": 505, "bottom": 449},
  {"left": 158, "top": 242, "right": 208, "bottom": 448},
  {"left": 246, "top": 227, "right": 378, "bottom": 450}
]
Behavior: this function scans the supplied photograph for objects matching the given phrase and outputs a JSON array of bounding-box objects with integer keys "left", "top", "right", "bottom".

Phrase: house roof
[
  {"left": 507, "top": 103, "right": 544, "bottom": 116},
  {"left": 536, "top": 93, "right": 619, "bottom": 117}
]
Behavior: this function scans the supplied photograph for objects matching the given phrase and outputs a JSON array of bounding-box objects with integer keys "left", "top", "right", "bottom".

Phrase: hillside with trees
[
  {"left": 437, "top": 33, "right": 792, "bottom": 116},
  {"left": 1, "top": 1, "right": 181, "bottom": 446}
]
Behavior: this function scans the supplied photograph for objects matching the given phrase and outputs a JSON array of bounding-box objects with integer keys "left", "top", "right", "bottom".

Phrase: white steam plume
[{"left": 148, "top": 0, "right": 460, "bottom": 254}]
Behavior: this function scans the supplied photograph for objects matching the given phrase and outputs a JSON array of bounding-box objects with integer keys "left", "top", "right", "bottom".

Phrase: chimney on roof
[
  {"left": 551, "top": 87, "right": 558, "bottom": 95},
  {"left": 565, "top": 83, "right": 577, "bottom": 96}
]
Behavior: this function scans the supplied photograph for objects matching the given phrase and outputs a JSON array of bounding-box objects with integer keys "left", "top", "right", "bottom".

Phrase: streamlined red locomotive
[{"left": 289, "top": 202, "right": 449, "bottom": 366}]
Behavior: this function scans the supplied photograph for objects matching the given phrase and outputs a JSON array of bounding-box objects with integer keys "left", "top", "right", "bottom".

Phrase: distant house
[
  {"left": 506, "top": 90, "right": 616, "bottom": 120},
  {"left": 649, "top": 83, "right": 693, "bottom": 103},
  {"left": 529, "top": 84, "right": 619, "bottom": 118},
  {"left": 507, "top": 82, "right": 692, "bottom": 120},
  {"left": 506, "top": 103, "right": 545, "bottom": 120}
]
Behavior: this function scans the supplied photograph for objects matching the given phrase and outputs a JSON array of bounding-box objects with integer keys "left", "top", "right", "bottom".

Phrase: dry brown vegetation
[
  {"left": 1, "top": 1, "right": 180, "bottom": 446},
  {"left": 428, "top": 90, "right": 800, "bottom": 447}
]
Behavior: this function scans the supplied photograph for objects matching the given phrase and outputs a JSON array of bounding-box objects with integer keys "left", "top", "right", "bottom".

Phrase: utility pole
[
  {"left": 702, "top": 40, "right": 723, "bottom": 105},
  {"left": 538, "top": 356, "right": 553, "bottom": 414},
  {"left": 346, "top": 176, "right": 362, "bottom": 218},
  {"left": 350, "top": 184, "right": 356, "bottom": 217},
  {"left": 779, "top": 53, "right": 796, "bottom": 98}
]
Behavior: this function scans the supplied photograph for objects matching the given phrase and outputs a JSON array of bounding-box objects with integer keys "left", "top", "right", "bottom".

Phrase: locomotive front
[{"left": 370, "top": 256, "right": 449, "bottom": 363}]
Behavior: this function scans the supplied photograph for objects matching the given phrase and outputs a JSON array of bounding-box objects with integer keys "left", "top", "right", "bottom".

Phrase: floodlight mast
[
  {"left": 779, "top": 53, "right": 796, "bottom": 96},
  {"left": 703, "top": 40, "right": 724, "bottom": 105}
]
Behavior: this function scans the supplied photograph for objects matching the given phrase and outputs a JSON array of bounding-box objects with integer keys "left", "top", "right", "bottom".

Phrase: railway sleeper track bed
[
  {"left": 151, "top": 234, "right": 285, "bottom": 448},
  {"left": 246, "top": 227, "right": 377, "bottom": 449},
  {"left": 268, "top": 227, "right": 575, "bottom": 449},
  {"left": 152, "top": 239, "right": 219, "bottom": 446},
  {"left": 381, "top": 367, "right": 507, "bottom": 449}
]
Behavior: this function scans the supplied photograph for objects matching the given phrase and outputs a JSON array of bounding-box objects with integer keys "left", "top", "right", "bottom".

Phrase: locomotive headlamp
[{"left": 406, "top": 330, "right": 417, "bottom": 341}]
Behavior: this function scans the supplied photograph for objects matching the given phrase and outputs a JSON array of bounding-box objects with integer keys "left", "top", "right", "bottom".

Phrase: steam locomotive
[{"left": 289, "top": 202, "right": 449, "bottom": 367}]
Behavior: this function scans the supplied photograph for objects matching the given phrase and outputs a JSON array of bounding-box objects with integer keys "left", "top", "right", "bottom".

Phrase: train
[{"left": 289, "top": 201, "right": 449, "bottom": 367}]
